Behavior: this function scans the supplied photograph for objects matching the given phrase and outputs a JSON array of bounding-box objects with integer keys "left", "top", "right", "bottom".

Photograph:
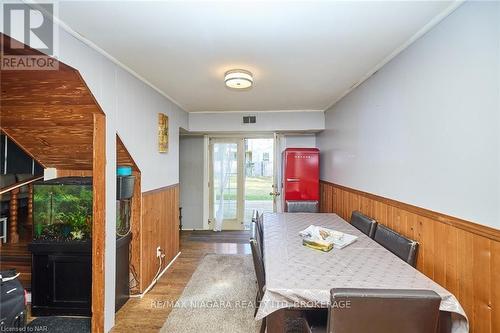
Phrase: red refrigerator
[{"left": 282, "top": 148, "right": 320, "bottom": 212}]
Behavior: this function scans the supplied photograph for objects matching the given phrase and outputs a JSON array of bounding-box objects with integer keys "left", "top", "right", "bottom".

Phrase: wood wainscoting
[
  {"left": 140, "top": 184, "right": 180, "bottom": 290},
  {"left": 319, "top": 181, "right": 500, "bottom": 333}
]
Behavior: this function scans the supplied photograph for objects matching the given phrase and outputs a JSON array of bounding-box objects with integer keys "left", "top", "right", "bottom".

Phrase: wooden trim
[
  {"left": 9, "top": 188, "right": 19, "bottom": 243},
  {"left": 142, "top": 183, "right": 179, "bottom": 196},
  {"left": 130, "top": 171, "right": 142, "bottom": 292},
  {"left": 91, "top": 113, "right": 106, "bottom": 333},
  {"left": 320, "top": 180, "right": 500, "bottom": 242},
  {"left": 56, "top": 169, "right": 93, "bottom": 177}
]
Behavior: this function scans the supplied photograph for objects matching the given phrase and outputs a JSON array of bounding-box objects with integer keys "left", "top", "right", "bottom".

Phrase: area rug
[
  {"left": 27, "top": 316, "right": 90, "bottom": 332},
  {"left": 160, "top": 254, "right": 261, "bottom": 333}
]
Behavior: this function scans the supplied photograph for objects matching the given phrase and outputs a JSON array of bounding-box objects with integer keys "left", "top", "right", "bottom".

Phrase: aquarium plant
[{"left": 33, "top": 178, "right": 93, "bottom": 241}]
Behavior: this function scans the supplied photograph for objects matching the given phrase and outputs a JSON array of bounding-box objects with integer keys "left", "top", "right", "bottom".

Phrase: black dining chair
[
  {"left": 374, "top": 224, "right": 419, "bottom": 267},
  {"left": 350, "top": 210, "right": 377, "bottom": 238},
  {"left": 252, "top": 210, "right": 259, "bottom": 224},
  {"left": 256, "top": 212, "right": 264, "bottom": 255},
  {"left": 286, "top": 200, "right": 319, "bottom": 213},
  {"left": 301, "top": 288, "right": 442, "bottom": 333},
  {"left": 252, "top": 210, "right": 263, "bottom": 252},
  {"left": 250, "top": 224, "right": 266, "bottom": 333}
]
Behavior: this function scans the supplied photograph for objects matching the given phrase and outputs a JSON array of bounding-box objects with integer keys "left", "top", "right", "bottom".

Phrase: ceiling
[{"left": 56, "top": 1, "right": 458, "bottom": 112}]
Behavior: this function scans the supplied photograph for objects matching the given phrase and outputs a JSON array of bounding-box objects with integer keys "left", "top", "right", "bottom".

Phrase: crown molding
[{"left": 190, "top": 109, "right": 324, "bottom": 114}]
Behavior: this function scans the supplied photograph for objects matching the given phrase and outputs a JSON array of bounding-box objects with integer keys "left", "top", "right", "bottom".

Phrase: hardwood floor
[
  {"left": 185, "top": 229, "right": 251, "bottom": 243},
  {"left": 112, "top": 230, "right": 251, "bottom": 333}
]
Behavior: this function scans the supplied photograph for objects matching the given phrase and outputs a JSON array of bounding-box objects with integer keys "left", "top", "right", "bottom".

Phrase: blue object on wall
[{"left": 117, "top": 166, "right": 132, "bottom": 176}]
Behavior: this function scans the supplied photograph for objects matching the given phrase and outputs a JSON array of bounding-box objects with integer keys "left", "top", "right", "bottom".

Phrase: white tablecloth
[{"left": 255, "top": 213, "right": 468, "bottom": 333}]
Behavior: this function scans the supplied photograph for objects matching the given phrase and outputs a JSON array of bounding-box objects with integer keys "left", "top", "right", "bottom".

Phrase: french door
[{"left": 209, "top": 138, "right": 245, "bottom": 230}]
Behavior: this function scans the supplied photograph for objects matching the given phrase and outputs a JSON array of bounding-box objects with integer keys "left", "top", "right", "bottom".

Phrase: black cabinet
[
  {"left": 29, "top": 241, "right": 91, "bottom": 316},
  {"left": 115, "top": 233, "right": 131, "bottom": 312}
]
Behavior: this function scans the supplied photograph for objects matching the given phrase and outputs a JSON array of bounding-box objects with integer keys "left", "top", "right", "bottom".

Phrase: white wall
[
  {"left": 57, "top": 34, "right": 188, "bottom": 192},
  {"left": 188, "top": 111, "right": 324, "bottom": 133},
  {"left": 283, "top": 135, "right": 316, "bottom": 150},
  {"left": 179, "top": 136, "right": 205, "bottom": 230},
  {"left": 51, "top": 24, "right": 188, "bottom": 331},
  {"left": 317, "top": 1, "right": 500, "bottom": 229}
]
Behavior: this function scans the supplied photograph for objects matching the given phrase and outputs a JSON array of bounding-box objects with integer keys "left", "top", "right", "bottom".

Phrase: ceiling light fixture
[{"left": 224, "top": 69, "right": 253, "bottom": 89}]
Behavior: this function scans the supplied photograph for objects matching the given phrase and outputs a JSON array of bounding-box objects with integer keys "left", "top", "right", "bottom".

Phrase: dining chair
[
  {"left": 350, "top": 210, "right": 377, "bottom": 238},
  {"left": 374, "top": 224, "right": 419, "bottom": 267},
  {"left": 286, "top": 200, "right": 319, "bottom": 213},
  {"left": 250, "top": 224, "right": 266, "bottom": 333},
  {"left": 301, "top": 288, "right": 442, "bottom": 333},
  {"left": 252, "top": 210, "right": 259, "bottom": 224},
  {"left": 256, "top": 212, "right": 264, "bottom": 255}
]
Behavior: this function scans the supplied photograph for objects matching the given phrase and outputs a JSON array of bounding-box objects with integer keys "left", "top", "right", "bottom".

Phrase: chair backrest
[
  {"left": 250, "top": 223, "right": 265, "bottom": 295},
  {"left": 256, "top": 212, "right": 264, "bottom": 254},
  {"left": 286, "top": 200, "right": 319, "bottom": 213},
  {"left": 350, "top": 211, "right": 377, "bottom": 238},
  {"left": 252, "top": 210, "right": 259, "bottom": 223},
  {"left": 328, "top": 288, "right": 441, "bottom": 333},
  {"left": 374, "top": 224, "right": 419, "bottom": 267}
]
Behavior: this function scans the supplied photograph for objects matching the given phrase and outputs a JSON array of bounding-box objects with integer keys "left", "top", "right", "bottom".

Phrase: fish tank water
[
  {"left": 33, "top": 177, "right": 93, "bottom": 242},
  {"left": 116, "top": 200, "right": 131, "bottom": 238}
]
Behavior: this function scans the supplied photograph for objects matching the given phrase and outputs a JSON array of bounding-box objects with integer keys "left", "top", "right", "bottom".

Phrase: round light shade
[{"left": 224, "top": 69, "right": 253, "bottom": 89}]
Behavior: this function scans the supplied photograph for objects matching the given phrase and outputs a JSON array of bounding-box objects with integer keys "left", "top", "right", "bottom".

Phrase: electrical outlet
[{"left": 156, "top": 246, "right": 161, "bottom": 258}]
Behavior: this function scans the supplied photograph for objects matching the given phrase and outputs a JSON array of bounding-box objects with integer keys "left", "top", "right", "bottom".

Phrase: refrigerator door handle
[{"left": 286, "top": 178, "right": 300, "bottom": 182}]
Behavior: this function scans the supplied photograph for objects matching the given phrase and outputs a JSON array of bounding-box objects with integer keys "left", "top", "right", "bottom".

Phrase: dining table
[{"left": 255, "top": 212, "right": 468, "bottom": 333}]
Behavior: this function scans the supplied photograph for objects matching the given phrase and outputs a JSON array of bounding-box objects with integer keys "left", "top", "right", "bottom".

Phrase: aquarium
[{"left": 33, "top": 177, "right": 93, "bottom": 241}]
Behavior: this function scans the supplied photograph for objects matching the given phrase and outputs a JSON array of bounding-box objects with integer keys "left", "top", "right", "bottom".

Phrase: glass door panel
[
  {"left": 244, "top": 138, "right": 275, "bottom": 229},
  {"left": 209, "top": 138, "right": 244, "bottom": 230}
]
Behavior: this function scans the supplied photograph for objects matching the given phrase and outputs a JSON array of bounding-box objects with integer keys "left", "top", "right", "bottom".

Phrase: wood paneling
[
  {"left": 1, "top": 33, "right": 104, "bottom": 170},
  {"left": 320, "top": 180, "right": 500, "bottom": 333},
  {"left": 56, "top": 169, "right": 93, "bottom": 177},
  {"left": 141, "top": 184, "right": 180, "bottom": 290},
  {"left": 92, "top": 113, "right": 106, "bottom": 333}
]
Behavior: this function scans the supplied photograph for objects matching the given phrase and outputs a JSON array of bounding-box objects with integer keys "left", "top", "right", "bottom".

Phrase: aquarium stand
[
  {"left": 115, "top": 232, "right": 132, "bottom": 312},
  {"left": 29, "top": 241, "right": 92, "bottom": 316}
]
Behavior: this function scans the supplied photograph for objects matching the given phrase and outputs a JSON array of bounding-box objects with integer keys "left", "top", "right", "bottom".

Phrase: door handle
[{"left": 286, "top": 178, "right": 300, "bottom": 182}]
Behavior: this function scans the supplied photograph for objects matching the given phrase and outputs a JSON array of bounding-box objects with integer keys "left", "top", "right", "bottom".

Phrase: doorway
[
  {"left": 243, "top": 138, "right": 275, "bottom": 229},
  {"left": 209, "top": 138, "right": 245, "bottom": 230},
  {"left": 208, "top": 136, "right": 277, "bottom": 231}
]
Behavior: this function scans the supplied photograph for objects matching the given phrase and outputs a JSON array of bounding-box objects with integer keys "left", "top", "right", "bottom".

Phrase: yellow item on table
[{"left": 303, "top": 238, "right": 334, "bottom": 252}]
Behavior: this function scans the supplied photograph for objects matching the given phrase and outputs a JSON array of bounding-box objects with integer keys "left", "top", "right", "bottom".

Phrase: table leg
[{"left": 266, "top": 309, "right": 286, "bottom": 333}]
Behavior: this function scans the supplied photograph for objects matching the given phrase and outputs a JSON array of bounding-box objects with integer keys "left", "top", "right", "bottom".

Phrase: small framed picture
[{"left": 158, "top": 113, "right": 169, "bottom": 153}]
